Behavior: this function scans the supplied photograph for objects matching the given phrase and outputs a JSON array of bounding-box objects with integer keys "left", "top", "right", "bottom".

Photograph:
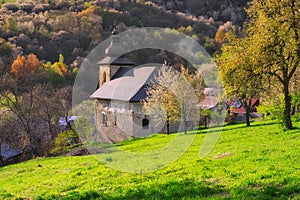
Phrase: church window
[
  {"left": 142, "top": 118, "right": 149, "bottom": 129},
  {"left": 101, "top": 112, "right": 107, "bottom": 127},
  {"left": 102, "top": 71, "right": 107, "bottom": 85}
]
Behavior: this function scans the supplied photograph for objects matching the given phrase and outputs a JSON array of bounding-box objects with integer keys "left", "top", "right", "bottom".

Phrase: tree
[
  {"left": 246, "top": 0, "right": 300, "bottom": 129},
  {"left": 3, "top": 15, "right": 18, "bottom": 33},
  {"left": 44, "top": 54, "right": 77, "bottom": 87},
  {"left": 144, "top": 82, "right": 180, "bottom": 134},
  {"left": 143, "top": 64, "right": 203, "bottom": 134},
  {"left": 10, "top": 53, "right": 42, "bottom": 78},
  {"left": 0, "top": 73, "right": 43, "bottom": 156},
  {"left": 216, "top": 33, "right": 263, "bottom": 126},
  {"left": 0, "top": 73, "right": 73, "bottom": 157},
  {"left": 0, "top": 52, "right": 73, "bottom": 158}
]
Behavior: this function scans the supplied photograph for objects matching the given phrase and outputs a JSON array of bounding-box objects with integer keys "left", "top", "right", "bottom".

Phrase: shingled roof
[{"left": 90, "top": 65, "right": 157, "bottom": 102}]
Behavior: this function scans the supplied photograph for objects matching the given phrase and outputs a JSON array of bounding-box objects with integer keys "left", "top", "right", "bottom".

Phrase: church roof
[
  {"left": 97, "top": 57, "right": 134, "bottom": 66},
  {"left": 90, "top": 65, "right": 157, "bottom": 102}
]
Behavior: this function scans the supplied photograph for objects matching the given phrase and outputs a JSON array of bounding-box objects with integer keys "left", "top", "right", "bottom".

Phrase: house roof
[
  {"left": 90, "top": 65, "right": 157, "bottom": 101},
  {"left": 1, "top": 142, "right": 22, "bottom": 160},
  {"left": 97, "top": 56, "right": 134, "bottom": 66},
  {"left": 228, "top": 98, "right": 260, "bottom": 114},
  {"left": 199, "top": 96, "right": 219, "bottom": 109}
]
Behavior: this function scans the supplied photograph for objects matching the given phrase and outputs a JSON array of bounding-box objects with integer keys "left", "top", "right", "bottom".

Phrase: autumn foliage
[
  {"left": 10, "top": 53, "right": 42, "bottom": 78},
  {"left": 77, "top": 6, "right": 96, "bottom": 17}
]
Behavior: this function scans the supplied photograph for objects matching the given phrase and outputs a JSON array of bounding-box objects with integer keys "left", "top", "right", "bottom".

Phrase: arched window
[
  {"left": 101, "top": 71, "right": 107, "bottom": 85},
  {"left": 142, "top": 118, "right": 149, "bottom": 129},
  {"left": 101, "top": 112, "right": 107, "bottom": 127}
]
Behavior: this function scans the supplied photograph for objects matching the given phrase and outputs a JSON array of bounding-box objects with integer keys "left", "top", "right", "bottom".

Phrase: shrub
[{"left": 51, "top": 130, "right": 80, "bottom": 155}]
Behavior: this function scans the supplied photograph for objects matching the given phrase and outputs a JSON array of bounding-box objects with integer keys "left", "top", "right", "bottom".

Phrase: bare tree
[
  {"left": 144, "top": 64, "right": 204, "bottom": 134},
  {"left": 0, "top": 71, "right": 73, "bottom": 157}
]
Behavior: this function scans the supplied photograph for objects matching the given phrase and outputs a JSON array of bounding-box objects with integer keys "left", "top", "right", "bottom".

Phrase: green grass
[{"left": 0, "top": 120, "right": 299, "bottom": 199}]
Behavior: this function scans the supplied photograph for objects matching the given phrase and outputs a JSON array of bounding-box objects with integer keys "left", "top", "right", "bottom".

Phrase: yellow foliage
[
  {"left": 77, "top": 6, "right": 95, "bottom": 17},
  {"left": 215, "top": 27, "right": 225, "bottom": 44}
]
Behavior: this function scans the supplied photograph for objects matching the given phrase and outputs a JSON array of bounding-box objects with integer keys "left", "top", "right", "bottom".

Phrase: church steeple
[
  {"left": 97, "top": 28, "right": 134, "bottom": 87},
  {"left": 105, "top": 27, "right": 125, "bottom": 57}
]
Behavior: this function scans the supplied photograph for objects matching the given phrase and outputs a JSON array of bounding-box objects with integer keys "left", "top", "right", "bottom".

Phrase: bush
[
  {"left": 292, "top": 113, "right": 300, "bottom": 122},
  {"left": 51, "top": 130, "right": 80, "bottom": 155}
]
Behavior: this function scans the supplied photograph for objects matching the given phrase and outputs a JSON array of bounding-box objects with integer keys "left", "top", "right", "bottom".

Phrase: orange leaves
[
  {"left": 215, "top": 28, "right": 226, "bottom": 44},
  {"left": 77, "top": 6, "right": 95, "bottom": 18},
  {"left": 10, "top": 53, "right": 42, "bottom": 78}
]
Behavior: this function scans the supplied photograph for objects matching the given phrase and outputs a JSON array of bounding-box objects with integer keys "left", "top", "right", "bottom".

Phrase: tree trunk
[
  {"left": 291, "top": 106, "right": 295, "bottom": 115},
  {"left": 240, "top": 99, "right": 251, "bottom": 126},
  {"left": 166, "top": 115, "right": 170, "bottom": 134},
  {"left": 0, "top": 149, "right": 3, "bottom": 167},
  {"left": 245, "top": 98, "right": 252, "bottom": 127},
  {"left": 183, "top": 117, "right": 187, "bottom": 134},
  {"left": 245, "top": 107, "right": 251, "bottom": 127},
  {"left": 283, "top": 84, "right": 293, "bottom": 129}
]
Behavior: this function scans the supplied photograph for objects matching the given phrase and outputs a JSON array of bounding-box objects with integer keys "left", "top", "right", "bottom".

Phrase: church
[{"left": 90, "top": 33, "right": 180, "bottom": 143}]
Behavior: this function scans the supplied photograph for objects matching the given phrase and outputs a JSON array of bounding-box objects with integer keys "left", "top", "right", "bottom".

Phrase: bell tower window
[{"left": 101, "top": 71, "right": 107, "bottom": 85}]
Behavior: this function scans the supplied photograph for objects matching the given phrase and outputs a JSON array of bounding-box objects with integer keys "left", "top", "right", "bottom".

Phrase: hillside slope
[
  {"left": 0, "top": 0, "right": 250, "bottom": 72},
  {"left": 0, "top": 120, "right": 299, "bottom": 199}
]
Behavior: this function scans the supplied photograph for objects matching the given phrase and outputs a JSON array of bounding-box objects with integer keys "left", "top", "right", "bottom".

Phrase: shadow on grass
[
  {"left": 34, "top": 179, "right": 300, "bottom": 200},
  {"left": 36, "top": 180, "right": 226, "bottom": 200},
  {"left": 198, "top": 120, "right": 280, "bottom": 134}
]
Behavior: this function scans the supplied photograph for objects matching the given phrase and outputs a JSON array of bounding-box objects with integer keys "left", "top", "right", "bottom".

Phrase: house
[
  {"left": 90, "top": 32, "right": 181, "bottom": 143},
  {"left": 198, "top": 87, "right": 227, "bottom": 126},
  {"left": 0, "top": 142, "right": 22, "bottom": 161},
  {"left": 199, "top": 87, "right": 220, "bottom": 110},
  {"left": 227, "top": 98, "right": 260, "bottom": 121},
  {"left": 58, "top": 116, "right": 79, "bottom": 129}
]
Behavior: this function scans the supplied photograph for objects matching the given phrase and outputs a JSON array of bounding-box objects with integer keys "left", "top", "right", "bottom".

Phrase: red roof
[{"left": 228, "top": 98, "right": 259, "bottom": 114}]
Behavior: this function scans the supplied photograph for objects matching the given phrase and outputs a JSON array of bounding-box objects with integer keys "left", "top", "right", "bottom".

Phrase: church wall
[
  {"left": 94, "top": 99, "right": 195, "bottom": 142},
  {"left": 130, "top": 102, "right": 166, "bottom": 137},
  {"left": 95, "top": 99, "right": 134, "bottom": 139}
]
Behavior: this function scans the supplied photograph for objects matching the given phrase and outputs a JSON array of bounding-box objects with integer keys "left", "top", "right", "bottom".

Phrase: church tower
[{"left": 98, "top": 29, "right": 134, "bottom": 87}]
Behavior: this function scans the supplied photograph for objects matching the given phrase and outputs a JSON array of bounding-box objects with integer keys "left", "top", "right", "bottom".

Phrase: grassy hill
[{"left": 0, "top": 120, "right": 299, "bottom": 199}]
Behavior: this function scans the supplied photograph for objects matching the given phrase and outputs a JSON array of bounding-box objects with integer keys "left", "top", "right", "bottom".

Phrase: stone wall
[{"left": 94, "top": 99, "right": 194, "bottom": 142}]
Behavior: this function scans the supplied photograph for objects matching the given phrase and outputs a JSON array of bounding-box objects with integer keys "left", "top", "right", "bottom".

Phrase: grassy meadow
[{"left": 0, "top": 120, "right": 299, "bottom": 199}]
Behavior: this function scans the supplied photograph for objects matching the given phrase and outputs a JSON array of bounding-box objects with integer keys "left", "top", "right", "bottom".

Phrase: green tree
[
  {"left": 3, "top": 15, "right": 18, "bottom": 32},
  {"left": 246, "top": 0, "right": 300, "bottom": 129},
  {"left": 44, "top": 54, "right": 71, "bottom": 87},
  {"left": 217, "top": 33, "right": 263, "bottom": 126}
]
